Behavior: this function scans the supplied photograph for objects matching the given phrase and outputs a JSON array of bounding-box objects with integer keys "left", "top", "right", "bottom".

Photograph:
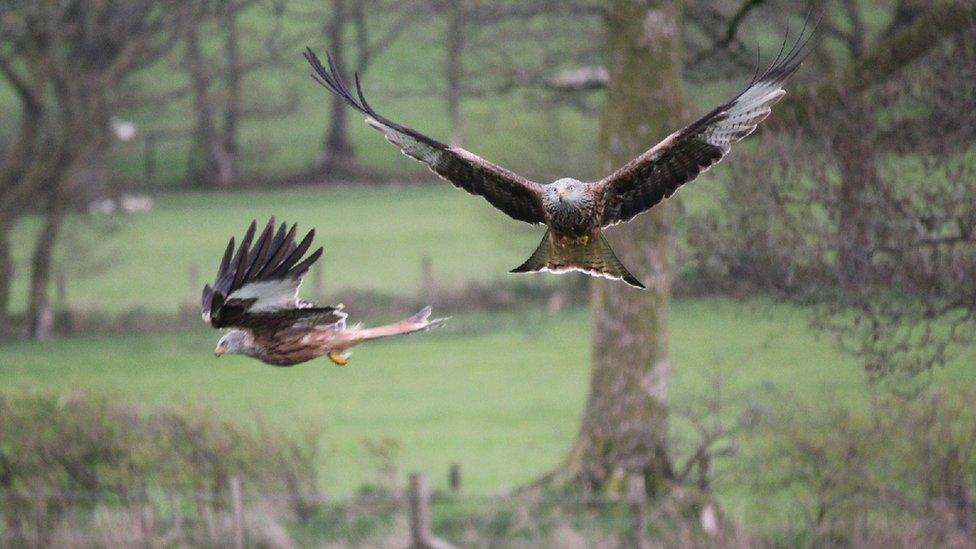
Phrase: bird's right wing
[
  {"left": 202, "top": 219, "right": 343, "bottom": 329},
  {"left": 304, "top": 48, "right": 547, "bottom": 225},
  {"left": 593, "top": 24, "right": 815, "bottom": 227}
]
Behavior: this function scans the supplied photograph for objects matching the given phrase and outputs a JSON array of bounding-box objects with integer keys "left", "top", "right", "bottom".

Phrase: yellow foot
[{"left": 328, "top": 351, "right": 349, "bottom": 366}]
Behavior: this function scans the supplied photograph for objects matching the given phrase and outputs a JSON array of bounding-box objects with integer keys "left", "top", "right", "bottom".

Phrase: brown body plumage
[
  {"left": 202, "top": 219, "right": 444, "bottom": 367},
  {"left": 303, "top": 22, "right": 814, "bottom": 288}
]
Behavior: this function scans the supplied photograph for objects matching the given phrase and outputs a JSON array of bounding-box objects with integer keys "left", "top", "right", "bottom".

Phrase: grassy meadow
[
  {"left": 4, "top": 181, "right": 974, "bottom": 526},
  {"left": 6, "top": 178, "right": 732, "bottom": 314},
  {"left": 1, "top": 4, "right": 973, "bottom": 540},
  {"left": 2, "top": 298, "right": 973, "bottom": 509},
  {"left": 7, "top": 186, "right": 541, "bottom": 313}
]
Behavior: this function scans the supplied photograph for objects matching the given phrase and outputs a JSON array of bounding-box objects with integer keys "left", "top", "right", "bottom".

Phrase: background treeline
[
  {"left": 2, "top": 0, "right": 974, "bottom": 342},
  {"left": 1, "top": 1, "right": 975, "bottom": 547}
]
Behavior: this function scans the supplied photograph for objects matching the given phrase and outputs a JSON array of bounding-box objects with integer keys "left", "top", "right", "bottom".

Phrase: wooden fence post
[
  {"left": 168, "top": 492, "right": 183, "bottom": 540},
  {"left": 230, "top": 476, "right": 245, "bottom": 549},
  {"left": 144, "top": 134, "right": 157, "bottom": 183},
  {"left": 198, "top": 493, "right": 218, "bottom": 545},
  {"left": 409, "top": 472, "right": 432, "bottom": 549},
  {"left": 627, "top": 474, "right": 648, "bottom": 549},
  {"left": 449, "top": 463, "right": 461, "bottom": 494},
  {"left": 419, "top": 255, "right": 434, "bottom": 301}
]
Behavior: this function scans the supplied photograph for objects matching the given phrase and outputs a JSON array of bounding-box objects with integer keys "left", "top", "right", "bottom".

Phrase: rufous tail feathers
[
  {"left": 355, "top": 306, "right": 448, "bottom": 341},
  {"left": 510, "top": 231, "right": 645, "bottom": 289}
]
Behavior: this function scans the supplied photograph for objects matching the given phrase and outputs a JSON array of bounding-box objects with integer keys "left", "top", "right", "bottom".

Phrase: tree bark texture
[
  {"left": 221, "top": 1, "right": 242, "bottom": 183},
  {"left": 566, "top": 0, "right": 686, "bottom": 495},
  {"left": 445, "top": 0, "right": 466, "bottom": 145},
  {"left": 0, "top": 224, "right": 12, "bottom": 326},
  {"left": 319, "top": 0, "right": 355, "bottom": 168},
  {"left": 0, "top": 97, "right": 42, "bottom": 323},
  {"left": 186, "top": 19, "right": 235, "bottom": 188},
  {"left": 830, "top": 100, "right": 879, "bottom": 291},
  {"left": 26, "top": 203, "right": 65, "bottom": 340}
]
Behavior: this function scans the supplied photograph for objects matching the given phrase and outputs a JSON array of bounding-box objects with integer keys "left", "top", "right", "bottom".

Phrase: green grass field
[
  {"left": 8, "top": 185, "right": 543, "bottom": 313},
  {"left": 2, "top": 299, "right": 972, "bottom": 505},
  {"left": 7, "top": 177, "right": 732, "bottom": 314}
]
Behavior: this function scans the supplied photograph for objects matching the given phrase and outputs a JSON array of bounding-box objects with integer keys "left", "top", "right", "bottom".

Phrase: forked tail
[
  {"left": 510, "top": 231, "right": 645, "bottom": 289},
  {"left": 355, "top": 306, "right": 448, "bottom": 342}
]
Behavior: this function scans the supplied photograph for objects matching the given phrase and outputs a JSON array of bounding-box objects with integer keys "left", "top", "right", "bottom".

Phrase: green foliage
[
  {"left": 2, "top": 301, "right": 974, "bottom": 502},
  {"left": 0, "top": 304, "right": 974, "bottom": 544},
  {"left": 0, "top": 387, "right": 322, "bottom": 544},
  {"left": 740, "top": 387, "right": 976, "bottom": 546}
]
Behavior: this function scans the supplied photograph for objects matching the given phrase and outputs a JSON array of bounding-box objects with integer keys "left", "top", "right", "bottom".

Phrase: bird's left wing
[
  {"left": 202, "top": 219, "right": 341, "bottom": 329},
  {"left": 594, "top": 28, "right": 814, "bottom": 227},
  {"left": 303, "top": 48, "right": 547, "bottom": 225}
]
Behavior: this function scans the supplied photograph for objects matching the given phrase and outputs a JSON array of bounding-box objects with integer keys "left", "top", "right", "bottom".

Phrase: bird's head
[
  {"left": 214, "top": 330, "right": 250, "bottom": 358},
  {"left": 547, "top": 178, "right": 586, "bottom": 210}
]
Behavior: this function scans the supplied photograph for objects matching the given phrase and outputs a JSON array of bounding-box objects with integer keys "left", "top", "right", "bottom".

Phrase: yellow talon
[
  {"left": 580, "top": 235, "right": 590, "bottom": 245},
  {"left": 328, "top": 351, "right": 349, "bottom": 366}
]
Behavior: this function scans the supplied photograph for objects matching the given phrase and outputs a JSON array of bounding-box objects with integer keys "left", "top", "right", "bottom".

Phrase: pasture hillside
[
  {"left": 6, "top": 179, "right": 731, "bottom": 314},
  {"left": 2, "top": 300, "right": 972, "bottom": 501}
]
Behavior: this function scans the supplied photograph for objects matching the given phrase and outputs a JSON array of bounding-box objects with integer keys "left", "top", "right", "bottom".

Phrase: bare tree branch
[
  {"left": 687, "top": 0, "right": 767, "bottom": 67},
  {"left": 774, "top": 0, "right": 976, "bottom": 129}
]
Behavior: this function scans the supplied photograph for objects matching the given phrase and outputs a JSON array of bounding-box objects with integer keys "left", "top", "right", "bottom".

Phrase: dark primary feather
[
  {"left": 595, "top": 22, "right": 816, "bottom": 227},
  {"left": 303, "top": 47, "right": 547, "bottom": 225},
  {"left": 202, "top": 218, "right": 337, "bottom": 329}
]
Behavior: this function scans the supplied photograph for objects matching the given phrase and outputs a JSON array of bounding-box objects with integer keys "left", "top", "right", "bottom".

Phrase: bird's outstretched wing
[
  {"left": 303, "top": 48, "right": 547, "bottom": 225},
  {"left": 594, "top": 25, "right": 815, "bottom": 227},
  {"left": 201, "top": 219, "right": 345, "bottom": 329}
]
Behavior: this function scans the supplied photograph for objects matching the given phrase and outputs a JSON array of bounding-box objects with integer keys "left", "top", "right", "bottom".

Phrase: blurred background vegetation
[{"left": 1, "top": 0, "right": 975, "bottom": 546}]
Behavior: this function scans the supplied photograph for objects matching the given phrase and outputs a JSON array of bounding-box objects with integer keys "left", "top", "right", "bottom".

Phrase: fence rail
[{"left": 0, "top": 470, "right": 661, "bottom": 548}]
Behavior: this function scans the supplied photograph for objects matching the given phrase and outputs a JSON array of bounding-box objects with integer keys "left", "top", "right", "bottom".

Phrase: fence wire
[{"left": 0, "top": 477, "right": 668, "bottom": 548}]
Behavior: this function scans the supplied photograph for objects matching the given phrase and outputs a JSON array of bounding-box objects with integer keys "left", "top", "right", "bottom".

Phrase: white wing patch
[
  {"left": 365, "top": 117, "right": 443, "bottom": 166},
  {"left": 227, "top": 278, "right": 301, "bottom": 312},
  {"left": 701, "top": 85, "right": 786, "bottom": 152}
]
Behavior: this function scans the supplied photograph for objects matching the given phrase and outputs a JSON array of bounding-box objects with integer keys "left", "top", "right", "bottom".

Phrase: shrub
[
  {"left": 0, "top": 387, "right": 322, "bottom": 546},
  {"left": 740, "top": 387, "right": 976, "bottom": 547}
]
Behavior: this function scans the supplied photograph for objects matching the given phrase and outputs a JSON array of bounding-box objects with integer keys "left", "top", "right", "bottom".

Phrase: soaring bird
[
  {"left": 201, "top": 219, "right": 445, "bottom": 366},
  {"left": 303, "top": 28, "right": 813, "bottom": 288}
]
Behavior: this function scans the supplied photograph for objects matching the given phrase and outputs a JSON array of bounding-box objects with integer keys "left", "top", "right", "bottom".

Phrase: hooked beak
[
  {"left": 214, "top": 345, "right": 226, "bottom": 357},
  {"left": 557, "top": 188, "right": 570, "bottom": 202}
]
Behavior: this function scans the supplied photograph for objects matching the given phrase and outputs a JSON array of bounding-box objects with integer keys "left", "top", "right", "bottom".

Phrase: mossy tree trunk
[
  {"left": 563, "top": 0, "right": 686, "bottom": 496},
  {"left": 318, "top": 0, "right": 355, "bottom": 170}
]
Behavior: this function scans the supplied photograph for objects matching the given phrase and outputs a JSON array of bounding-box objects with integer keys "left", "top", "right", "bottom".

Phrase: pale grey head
[
  {"left": 214, "top": 329, "right": 253, "bottom": 358},
  {"left": 540, "top": 177, "right": 599, "bottom": 235},
  {"left": 544, "top": 178, "right": 587, "bottom": 211}
]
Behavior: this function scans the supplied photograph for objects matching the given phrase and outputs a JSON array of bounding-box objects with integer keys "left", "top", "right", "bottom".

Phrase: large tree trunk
[
  {"left": 0, "top": 222, "right": 13, "bottom": 329},
  {"left": 185, "top": 20, "right": 235, "bottom": 188},
  {"left": 221, "top": 0, "right": 242, "bottom": 183},
  {"left": 830, "top": 100, "right": 878, "bottom": 291},
  {"left": 318, "top": 0, "right": 354, "bottom": 169},
  {"left": 0, "top": 104, "right": 41, "bottom": 326},
  {"left": 444, "top": 0, "right": 465, "bottom": 145},
  {"left": 26, "top": 200, "right": 65, "bottom": 340},
  {"left": 563, "top": 0, "right": 686, "bottom": 496}
]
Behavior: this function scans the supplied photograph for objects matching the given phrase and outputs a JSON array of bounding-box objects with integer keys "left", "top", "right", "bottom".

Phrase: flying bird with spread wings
[
  {"left": 202, "top": 219, "right": 445, "bottom": 366},
  {"left": 303, "top": 27, "right": 813, "bottom": 289}
]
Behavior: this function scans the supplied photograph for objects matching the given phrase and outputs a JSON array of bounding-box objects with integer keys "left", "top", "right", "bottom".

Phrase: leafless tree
[
  {"left": 314, "top": 0, "right": 433, "bottom": 174},
  {"left": 0, "top": 0, "right": 191, "bottom": 337},
  {"left": 555, "top": 0, "right": 685, "bottom": 496},
  {"left": 686, "top": 27, "right": 976, "bottom": 381},
  {"left": 183, "top": 0, "right": 297, "bottom": 188},
  {"left": 543, "top": 0, "right": 976, "bottom": 495}
]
